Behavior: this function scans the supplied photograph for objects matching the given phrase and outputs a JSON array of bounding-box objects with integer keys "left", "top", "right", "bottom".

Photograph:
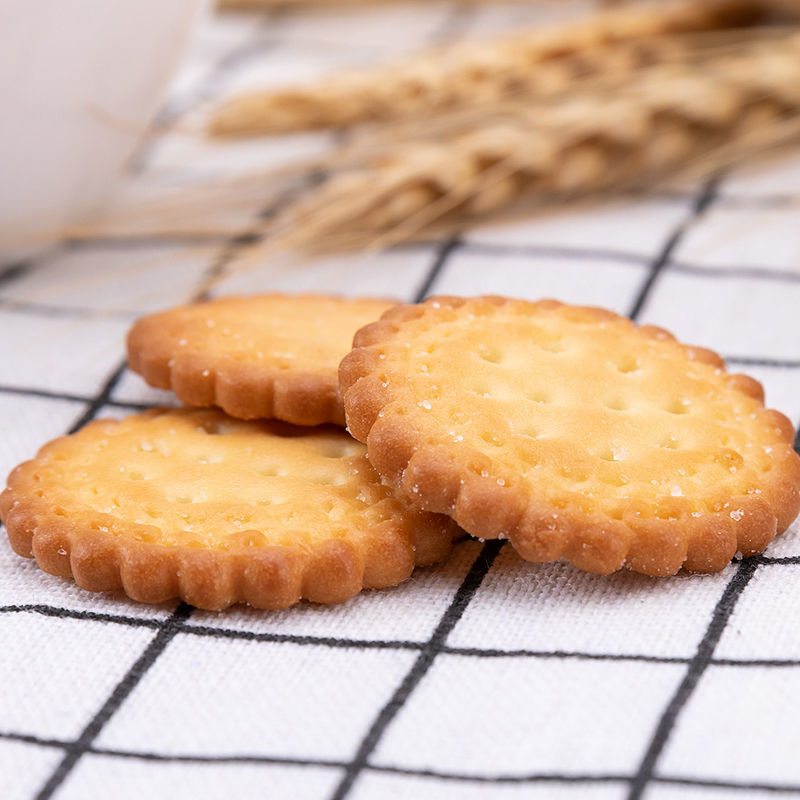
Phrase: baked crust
[
  {"left": 0, "top": 409, "right": 454, "bottom": 609},
  {"left": 127, "top": 294, "right": 396, "bottom": 426},
  {"left": 340, "top": 296, "right": 800, "bottom": 576}
]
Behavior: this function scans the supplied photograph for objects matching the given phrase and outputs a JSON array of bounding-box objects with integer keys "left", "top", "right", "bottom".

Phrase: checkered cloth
[{"left": 2, "top": 3, "right": 800, "bottom": 798}]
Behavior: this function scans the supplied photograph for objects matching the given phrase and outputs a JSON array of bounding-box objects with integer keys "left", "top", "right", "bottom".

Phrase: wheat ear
[
  {"left": 268, "top": 32, "right": 800, "bottom": 251},
  {"left": 209, "top": 0, "right": 765, "bottom": 136}
]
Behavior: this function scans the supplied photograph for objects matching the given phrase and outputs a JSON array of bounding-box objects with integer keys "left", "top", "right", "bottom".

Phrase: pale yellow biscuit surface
[
  {"left": 0, "top": 409, "right": 454, "bottom": 609},
  {"left": 127, "top": 294, "right": 396, "bottom": 425},
  {"left": 340, "top": 296, "right": 800, "bottom": 576}
]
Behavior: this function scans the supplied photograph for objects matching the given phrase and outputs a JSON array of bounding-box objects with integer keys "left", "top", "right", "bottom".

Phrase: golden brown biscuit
[
  {"left": 0, "top": 408, "right": 455, "bottom": 610},
  {"left": 340, "top": 296, "right": 800, "bottom": 576},
  {"left": 127, "top": 294, "right": 396, "bottom": 426}
]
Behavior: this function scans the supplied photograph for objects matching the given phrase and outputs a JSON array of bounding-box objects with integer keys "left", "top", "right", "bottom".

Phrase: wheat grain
[
  {"left": 209, "top": 0, "right": 766, "bottom": 136},
  {"left": 268, "top": 31, "right": 800, "bottom": 250}
]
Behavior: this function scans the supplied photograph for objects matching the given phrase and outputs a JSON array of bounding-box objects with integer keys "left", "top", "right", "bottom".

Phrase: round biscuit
[
  {"left": 339, "top": 295, "right": 800, "bottom": 576},
  {"left": 127, "top": 294, "right": 396, "bottom": 426},
  {"left": 0, "top": 408, "right": 455, "bottom": 610}
]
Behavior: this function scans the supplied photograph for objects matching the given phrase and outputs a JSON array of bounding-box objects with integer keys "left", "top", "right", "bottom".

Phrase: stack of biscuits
[{"left": 2, "top": 294, "right": 798, "bottom": 610}]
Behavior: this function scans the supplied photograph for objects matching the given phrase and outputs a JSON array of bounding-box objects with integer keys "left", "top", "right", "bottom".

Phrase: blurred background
[{"left": 2, "top": 0, "right": 798, "bottom": 268}]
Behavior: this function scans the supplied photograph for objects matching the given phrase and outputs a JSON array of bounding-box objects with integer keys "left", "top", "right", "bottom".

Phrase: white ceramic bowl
[{"left": 0, "top": 0, "right": 208, "bottom": 257}]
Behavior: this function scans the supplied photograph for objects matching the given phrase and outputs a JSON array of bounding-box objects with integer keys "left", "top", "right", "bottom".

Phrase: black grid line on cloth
[
  {"left": 319, "top": 236, "right": 498, "bottom": 800},
  {"left": 0, "top": 259, "right": 37, "bottom": 289},
  {"left": 67, "top": 362, "right": 130, "bottom": 435},
  {"left": 623, "top": 185, "right": 800, "bottom": 208},
  {"left": 0, "top": 297, "right": 140, "bottom": 321},
  {"left": 9, "top": 727, "right": 800, "bottom": 795},
  {"left": 0, "top": 383, "right": 154, "bottom": 411},
  {"left": 7, "top": 242, "right": 800, "bottom": 327},
  {"left": 460, "top": 240, "right": 651, "bottom": 266},
  {"left": 725, "top": 356, "right": 800, "bottom": 369},
  {"left": 4, "top": 596, "right": 800, "bottom": 666},
  {"left": 627, "top": 177, "right": 719, "bottom": 322},
  {"left": 0, "top": 238, "right": 221, "bottom": 302},
  {"left": 61, "top": 232, "right": 234, "bottom": 249},
  {"left": 757, "top": 555, "right": 800, "bottom": 565},
  {"left": 462, "top": 239, "right": 800, "bottom": 288},
  {"left": 5, "top": 260, "right": 800, "bottom": 331},
  {"left": 715, "top": 193, "right": 800, "bottom": 209},
  {"left": 669, "top": 260, "right": 800, "bottom": 286},
  {"left": 0, "top": 605, "right": 165, "bottom": 631},
  {"left": 412, "top": 236, "right": 462, "bottom": 301},
  {"left": 329, "top": 539, "right": 504, "bottom": 800},
  {"left": 627, "top": 560, "right": 759, "bottom": 800},
  {"left": 34, "top": 603, "right": 193, "bottom": 800},
  {"left": 8, "top": 356, "right": 791, "bottom": 413},
  {"left": 624, "top": 174, "right": 787, "bottom": 800},
  {"left": 672, "top": 194, "right": 800, "bottom": 210}
]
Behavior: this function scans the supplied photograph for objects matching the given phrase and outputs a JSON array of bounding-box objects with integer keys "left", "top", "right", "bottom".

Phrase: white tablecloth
[{"left": 2, "top": 2, "right": 800, "bottom": 798}]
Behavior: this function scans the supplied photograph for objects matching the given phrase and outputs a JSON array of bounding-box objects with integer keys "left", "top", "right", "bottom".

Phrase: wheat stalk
[
  {"left": 209, "top": 0, "right": 766, "bottom": 136},
  {"left": 265, "top": 31, "right": 800, "bottom": 251}
]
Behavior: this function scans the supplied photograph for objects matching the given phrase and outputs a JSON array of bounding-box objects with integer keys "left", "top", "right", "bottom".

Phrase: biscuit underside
[
  {"left": 0, "top": 409, "right": 454, "bottom": 610},
  {"left": 126, "top": 294, "right": 395, "bottom": 426},
  {"left": 340, "top": 296, "right": 800, "bottom": 576}
]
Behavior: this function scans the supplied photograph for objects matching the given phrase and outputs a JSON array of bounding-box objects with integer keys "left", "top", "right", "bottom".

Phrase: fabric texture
[{"left": 1, "top": 2, "right": 800, "bottom": 798}]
